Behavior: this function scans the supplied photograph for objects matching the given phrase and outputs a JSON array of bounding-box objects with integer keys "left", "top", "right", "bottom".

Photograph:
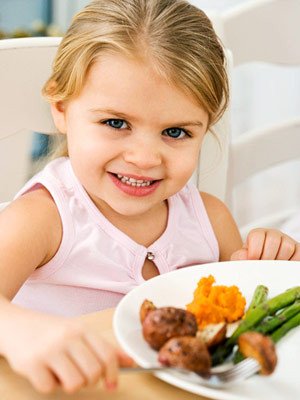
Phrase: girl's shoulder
[
  {"left": 199, "top": 190, "right": 236, "bottom": 236},
  {"left": 0, "top": 187, "right": 62, "bottom": 287},
  {"left": 0, "top": 186, "right": 63, "bottom": 299},
  {"left": 200, "top": 191, "right": 232, "bottom": 218},
  {"left": 199, "top": 191, "right": 243, "bottom": 261}
]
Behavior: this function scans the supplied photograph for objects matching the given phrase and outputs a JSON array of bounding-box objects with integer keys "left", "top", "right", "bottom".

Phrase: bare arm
[
  {"left": 0, "top": 188, "right": 62, "bottom": 299},
  {"left": 0, "top": 189, "right": 133, "bottom": 393},
  {"left": 200, "top": 191, "right": 243, "bottom": 261}
]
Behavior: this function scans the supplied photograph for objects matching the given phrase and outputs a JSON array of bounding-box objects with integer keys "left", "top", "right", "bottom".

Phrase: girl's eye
[
  {"left": 162, "top": 127, "right": 189, "bottom": 139},
  {"left": 104, "top": 119, "right": 128, "bottom": 129}
]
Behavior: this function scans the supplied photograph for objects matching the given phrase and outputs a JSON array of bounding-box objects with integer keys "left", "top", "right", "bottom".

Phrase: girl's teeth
[
  {"left": 126, "top": 181, "right": 136, "bottom": 186},
  {"left": 116, "top": 174, "right": 152, "bottom": 186}
]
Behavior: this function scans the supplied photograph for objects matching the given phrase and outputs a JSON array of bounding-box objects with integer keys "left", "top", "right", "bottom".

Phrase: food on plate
[
  {"left": 142, "top": 304, "right": 198, "bottom": 350},
  {"left": 271, "top": 310, "right": 300, "bottom": 343},
  {"left": 139, "top": 277, "right": 300, "bottom": 377},
  {"left": 238, "top": 332, "right": 277, "bottom": 375},
  {"left": 186, "top": 275, "right": 246, "bottom": 328},
  {"left": 243, "top": 285, "right": 268, "bottom": 319},
  {"left": 257, "top": 300, "right": 300, "bottom": 335},
  {"left": 158, "top": 336, "right": 211, "bottom": 374},
  {"left": 212, "top": 286, "right": 300, "bottom": 366},
  {"left": 140, "top": 299, "right": 156, "bottom": 323},
  {"left": 197, "top": 322, "right": 227, "bottom": 348}
]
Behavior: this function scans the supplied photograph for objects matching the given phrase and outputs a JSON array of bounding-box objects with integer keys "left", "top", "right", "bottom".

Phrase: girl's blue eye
[
  {"left": 163, "top": 127, "right": 188, "bottom": 139},
  {"left": 105, "top": 119, "right": 128, "bottom": 129}
]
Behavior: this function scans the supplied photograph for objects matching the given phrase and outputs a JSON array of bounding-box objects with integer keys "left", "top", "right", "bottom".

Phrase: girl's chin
[{"left": 91, "top": 195, "right": 154, "bottom": 218}]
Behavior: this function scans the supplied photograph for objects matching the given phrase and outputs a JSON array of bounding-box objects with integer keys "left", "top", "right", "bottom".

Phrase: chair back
[
  {"left": 220, "top": 0, "right": 300, "bottom": 66},
  {"left": 0, "top": 37, "right": 61, "bottom": 201},
  {"left": 196, "top": 49, "right": 232, "bottom": 201},
  {"left": 210, "top": 0, "right": 300, "bottom": 236}
]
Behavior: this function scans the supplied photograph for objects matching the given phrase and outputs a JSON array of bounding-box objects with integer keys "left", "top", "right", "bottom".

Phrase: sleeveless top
[{"left": 13, "top": 157, "right": 219, "bottom": 316}]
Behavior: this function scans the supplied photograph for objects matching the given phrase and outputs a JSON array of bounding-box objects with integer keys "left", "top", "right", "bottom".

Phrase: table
[{"left": 0, "top": 308, "right": 210, "bottom": 400}]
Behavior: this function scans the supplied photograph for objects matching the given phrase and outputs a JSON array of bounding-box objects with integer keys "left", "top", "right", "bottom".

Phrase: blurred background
[{"left": 0, "top": 0, "right": 300, "bottom": 232}]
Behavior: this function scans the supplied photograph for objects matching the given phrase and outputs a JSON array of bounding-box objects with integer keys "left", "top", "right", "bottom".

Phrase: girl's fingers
[
  {"left": 48, "top": 352, "right": 86, "bottom": 393},
  {"left": 290, "top": 243, "right": 300, "bottom": 261},
  {"left": 260, "top": 230, "right": 282, "bottom": 260},
  {"left": 67, "top": 339, "right": 104, "bottom": 385},
  {"left": 246, "top": 229, "right": 266, "bottom": 259},
  {"left": 27, "top": 365, "right": 59, "bottom": 394},
  {"left": 246, "top": 229, "right": 300, "bottom": 260},
  {"left": 230, "top": 248, "right": 248, "bottom": 261},
  {"left": 84, "top": 333, "right": 119, "bottom": 388},
  {"left": 276, "top": 237, "right": 297, "bottom": 260},
  {"left": 117, "top": 349, "right": 135, "bottom": 367}
]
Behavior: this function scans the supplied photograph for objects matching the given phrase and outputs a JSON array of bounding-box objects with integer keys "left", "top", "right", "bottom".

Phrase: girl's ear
[{"left": 50, "top": 101, "right": 67, "bottom": 134}]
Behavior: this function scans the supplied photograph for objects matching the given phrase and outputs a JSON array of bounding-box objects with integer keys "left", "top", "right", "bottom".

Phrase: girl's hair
[{"left": 43, "top": 0, "right": 228, "bottom": 157}]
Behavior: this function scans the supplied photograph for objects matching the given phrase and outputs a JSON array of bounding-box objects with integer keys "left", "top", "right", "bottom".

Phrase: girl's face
[{"left": 51, "top": 53, "right": 208, "bottom": 219}]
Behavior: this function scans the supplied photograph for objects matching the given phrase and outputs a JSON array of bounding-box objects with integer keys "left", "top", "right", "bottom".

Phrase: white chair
[
  {"left": 0, "top": 37, "right": 61, "bottom": 202},
  {"left": 208, "top": 0, "right": 300, "bottom": 237},
  {"left": 193, "top": 49, "right": 232, "bottom": 201}
]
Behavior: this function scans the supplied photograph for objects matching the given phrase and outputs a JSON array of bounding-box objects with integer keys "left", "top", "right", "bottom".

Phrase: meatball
[
  {"left": 142, "top": 306, "right": 198, "bottom": 350},
  {"left": 158, "top": 336, "right": 211, "bottom": 374}
]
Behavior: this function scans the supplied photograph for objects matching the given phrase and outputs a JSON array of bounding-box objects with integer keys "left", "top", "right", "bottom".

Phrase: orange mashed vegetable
[{"left": 186, "top": 275, "right": 246, "bottom": 329}]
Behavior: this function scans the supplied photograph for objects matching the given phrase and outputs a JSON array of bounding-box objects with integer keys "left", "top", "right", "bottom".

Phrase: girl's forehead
[
  {"left": 87, "top": 52, "right": 166, "bottom": 87},
  {"left": 82, "top": 53, "right": 208, "bottom": 121}
]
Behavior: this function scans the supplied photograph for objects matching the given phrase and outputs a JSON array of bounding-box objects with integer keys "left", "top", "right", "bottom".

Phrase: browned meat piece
[
  {"left": 238, "top": 331, "right": 277, "bottom": 375},
  {"left": 158, "top": 336, "right": 211, "bottom": 374},
  {"left": 142, "top": 307, "right": 197, "bottom": 350},
  {"left": 140, "top": 299, "right": 156, "bottom": 323}
]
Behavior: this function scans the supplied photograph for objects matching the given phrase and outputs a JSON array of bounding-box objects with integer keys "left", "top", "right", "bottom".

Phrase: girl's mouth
[
  {"left": 108, "top": 172, "right": 161, "bottom": 197},
  {"left": 115, "top": 173, "right": 153, "bottom": 187}
]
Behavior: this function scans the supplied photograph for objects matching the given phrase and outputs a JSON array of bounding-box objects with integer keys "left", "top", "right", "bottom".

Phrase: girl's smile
[
  {"left": 108, "top": 172, "right": 162, "bottom": 197},
  {"left": 51, "top": 52, "right": 209, "bottom": 220}
]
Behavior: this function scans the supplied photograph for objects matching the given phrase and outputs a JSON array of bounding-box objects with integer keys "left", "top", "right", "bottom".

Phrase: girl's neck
[{"left": 91, "top": 197, "right": 169, "bottom": 247}]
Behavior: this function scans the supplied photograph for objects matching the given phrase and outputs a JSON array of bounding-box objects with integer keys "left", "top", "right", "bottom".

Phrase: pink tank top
[{"left": 13, "top": 157, "right": 219, "bottom": 316}]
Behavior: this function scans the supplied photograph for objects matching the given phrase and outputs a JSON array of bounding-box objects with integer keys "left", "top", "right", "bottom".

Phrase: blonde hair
[{"left": 43, "top": 0, "right": 228, "bottom": 157}]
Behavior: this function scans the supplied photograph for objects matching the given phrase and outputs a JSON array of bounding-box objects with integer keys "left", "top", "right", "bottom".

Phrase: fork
[{"left": 121, "top": 358, "right": 260, "bottom": 388}]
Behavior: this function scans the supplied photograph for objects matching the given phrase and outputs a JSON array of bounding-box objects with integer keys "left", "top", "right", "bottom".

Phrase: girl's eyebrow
[
  {"left": 89, "top": 107, "right": 204, "bottom": 127},
  {"left": 89, "top": 107, "right": 135, "bottom": 120},
  {"left": 171, "top": 120, "right": 204, "bottom": 127}
]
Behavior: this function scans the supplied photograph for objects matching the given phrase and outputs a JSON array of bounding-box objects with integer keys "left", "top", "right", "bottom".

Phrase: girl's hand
[
  {"left": 0, "top": 308, "right": 134, "bottom": 394},
  {"left": 231, "top": 228, "right": 300, "bottom": 261}
]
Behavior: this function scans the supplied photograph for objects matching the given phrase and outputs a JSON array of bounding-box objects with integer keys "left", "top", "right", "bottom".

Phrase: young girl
[{"left": 0, "top": 0, "right": 299, "bottom": 395}]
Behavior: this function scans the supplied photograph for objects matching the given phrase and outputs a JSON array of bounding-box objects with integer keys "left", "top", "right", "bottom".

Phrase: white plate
[{"left": 113, "top": 260, "right": 300, "bottom": 400}]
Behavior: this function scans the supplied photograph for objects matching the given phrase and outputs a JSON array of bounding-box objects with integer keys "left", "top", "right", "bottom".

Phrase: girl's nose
[{"left": 123, "top": 138, "right": 162, "bottom": 169}]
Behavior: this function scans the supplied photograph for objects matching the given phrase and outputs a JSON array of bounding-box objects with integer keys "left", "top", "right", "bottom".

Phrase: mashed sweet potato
[{"left": 186, "top": 275, "right": 246, "bottom": 329}]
